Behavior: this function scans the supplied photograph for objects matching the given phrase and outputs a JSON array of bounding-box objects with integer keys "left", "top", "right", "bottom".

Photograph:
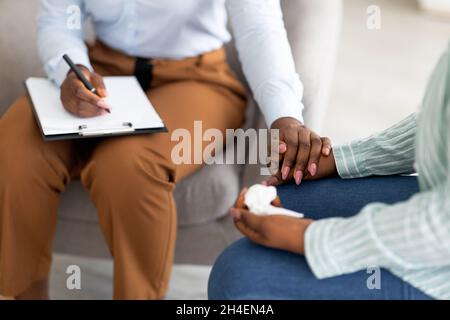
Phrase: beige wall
[
  {"left": 419, "top": 0, "right": 450, "bottom": 16},
  {"left": 323, "top": 0, "right": 450, "bottom": 144}
]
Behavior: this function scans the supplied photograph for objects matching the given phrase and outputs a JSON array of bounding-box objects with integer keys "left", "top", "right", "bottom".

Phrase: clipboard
[{"left": 25, "top": 76, "right": 167, "bottom": 141}]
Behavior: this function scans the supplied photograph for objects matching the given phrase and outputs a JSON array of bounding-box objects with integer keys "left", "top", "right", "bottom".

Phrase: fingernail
[
  {"left": 97, "top": 100, "right": 108, "bottom": 108},
  {"left": 295, "top": 171, "right": 303, "bottom": 185},
  {"left": 282, "top": 166, "right": 290, "bottom": 180},
  {"left": 309, "top": 163, "right": 317, "bottom": 177},
  {"left": 324, "top": 148, "right": 331, "bottom": 156},
  {"left": 230, "top": 208, "right": 241, "bottom": 219},
  {"left": 279, "top": 143, "right": 287, "bottom": 153}
]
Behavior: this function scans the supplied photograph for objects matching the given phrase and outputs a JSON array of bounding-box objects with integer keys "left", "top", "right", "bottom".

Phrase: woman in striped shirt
[{"left": 208, "top": 43, "right": 450, "bottom": 300}]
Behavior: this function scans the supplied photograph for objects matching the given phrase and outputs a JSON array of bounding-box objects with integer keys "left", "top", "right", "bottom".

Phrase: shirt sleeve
[
  {"left": 333, "top": 113, "right": 418, "bottom": 179},
  {"left": 304, "top": 48, "right": 450, "bottom": 278},
  {"left": 304, "top": 181, "right": 450, "bottom": 279},
  {"left": 226, "top": 0, "right": 304, "bottom": 128},
  {"left": 37, "top": 0, "right": 93, "bottom": 86}
]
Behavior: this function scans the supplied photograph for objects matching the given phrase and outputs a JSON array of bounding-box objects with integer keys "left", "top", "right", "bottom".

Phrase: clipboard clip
[{"left": 78, "top": 122, "right": 134, "bottom": 137}]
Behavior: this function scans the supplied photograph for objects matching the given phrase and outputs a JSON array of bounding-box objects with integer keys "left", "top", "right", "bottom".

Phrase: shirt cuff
[
  {"left": 45, "top": 50, "right": 93, "bottom": 87},
  {"left": 254, "top": 74, "right": 305, "bottom": 128},
  {"left": 304, "top": 208, "right": 387, "bottom": 279},
  {"left": 260, "top": 89, "right": 304, "bottom": 128},
  {"left": 333, "top": 141, "right": 371, "bottom": 179}
]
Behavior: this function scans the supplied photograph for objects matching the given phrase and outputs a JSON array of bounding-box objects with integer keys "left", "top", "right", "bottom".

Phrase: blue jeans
[{"left": 208, "top": 176, "right": 433, "bottom": 300}]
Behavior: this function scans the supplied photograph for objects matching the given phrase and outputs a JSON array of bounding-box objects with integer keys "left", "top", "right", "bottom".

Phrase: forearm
[
  {"left": 304, "top": 150, "right": 338, "bottom": 180},
  {"left": 304, "top": 181, "right": 450, "bottom": 279},
  {"left": 334, "top": 113, "right": 418, "bottom": 179},
  {"left": 226, "top": 0, "right": 304, "bottom": 127},
  {"left": 38, "top": 0, "right": 92, "bottom": 86}
]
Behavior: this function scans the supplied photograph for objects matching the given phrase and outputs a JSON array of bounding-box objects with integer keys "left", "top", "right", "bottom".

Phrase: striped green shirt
[{"left": 305, "top": 44, "right": 450, "bottom": 300}]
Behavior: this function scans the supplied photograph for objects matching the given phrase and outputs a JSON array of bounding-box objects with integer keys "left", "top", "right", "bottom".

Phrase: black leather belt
[{"left": 134, "top": 57, "right": 153, "bottom": 91}]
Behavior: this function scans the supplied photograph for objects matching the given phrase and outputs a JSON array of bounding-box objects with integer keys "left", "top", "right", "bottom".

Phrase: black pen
[{"left": 62, "top": 54, "right": 111, "bottom": 113}]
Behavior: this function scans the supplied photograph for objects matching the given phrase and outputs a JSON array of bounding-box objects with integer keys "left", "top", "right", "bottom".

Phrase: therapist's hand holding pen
[{"left": 60, "top": 58, "right": 111, "bottom": 118}]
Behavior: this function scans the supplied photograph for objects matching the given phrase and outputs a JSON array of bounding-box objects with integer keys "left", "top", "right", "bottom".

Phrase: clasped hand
[
  {"left": 232, "top": 119, "right": 338, "bottom": 254},
  {"left": 230, "top": 189, "right": 313, "bottom": 255},
  {"left": 266, "top": 117, "right": 334, "bottom": 186}
]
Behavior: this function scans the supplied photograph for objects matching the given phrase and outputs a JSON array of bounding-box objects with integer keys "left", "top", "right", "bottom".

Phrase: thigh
[
  {"left": 209, "top": 238, "right": 433, "bottom": 300},
  {"left": 147, "top": 80, "right": 247, "bottom": 180},
  {"left": 277, "top": 176, "right": 419, "bottom": 220},
  {"left": 83, "top": 80, "right": 247, "bottom": 182}
]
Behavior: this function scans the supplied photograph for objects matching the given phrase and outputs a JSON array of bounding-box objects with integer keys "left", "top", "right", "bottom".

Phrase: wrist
[
  {"left": 293, "top": 219, "right": 314, "bottom": 255},
  {"left": 67, "top": 64, "right": 90, "bottom": 77},
  {"left": 271, "top": 116, "right": 303, "bottom": 130},
  {"left": 76, "top": 64, "right": 90, "bottom": 72},
  {"left": 306, "top": 150, "right": 337, "bottom": 180},
  {"left": 327, "top": 150, "right": 338, "bottom": 176}
]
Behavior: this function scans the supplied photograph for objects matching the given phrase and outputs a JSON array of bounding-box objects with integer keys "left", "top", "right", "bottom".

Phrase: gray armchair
[{"left": 0, "top": 0, "right": 341, "bottom": 265}]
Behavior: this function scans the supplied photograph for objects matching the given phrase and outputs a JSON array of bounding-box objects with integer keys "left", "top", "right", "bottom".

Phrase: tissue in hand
[{"left": 244, "top": 184, "right": 304, "bottom": 218}]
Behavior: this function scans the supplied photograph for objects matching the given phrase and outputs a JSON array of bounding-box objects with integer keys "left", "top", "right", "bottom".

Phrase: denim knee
[{"left": 208, "top": 238, "right": 255, "bottom": 300}]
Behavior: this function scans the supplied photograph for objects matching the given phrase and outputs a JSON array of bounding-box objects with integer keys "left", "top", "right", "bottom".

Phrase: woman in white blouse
[{"left": 0, "top": 0, "right": 331, "bottom": 299}]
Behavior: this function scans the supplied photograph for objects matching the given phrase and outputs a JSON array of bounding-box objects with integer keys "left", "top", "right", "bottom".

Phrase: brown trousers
[{"left": 0, "top": 41, "right": 247, "bottom": 299}]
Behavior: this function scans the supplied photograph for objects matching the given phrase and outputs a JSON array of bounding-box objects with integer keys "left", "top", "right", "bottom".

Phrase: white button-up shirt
[{"left": 37, "top": 0, "right": 305, "bottom": 127}]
